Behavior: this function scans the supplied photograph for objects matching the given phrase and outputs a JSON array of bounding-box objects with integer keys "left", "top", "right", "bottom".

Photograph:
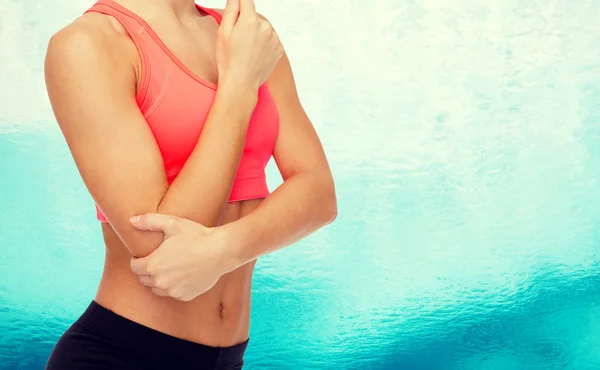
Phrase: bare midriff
[{"left": 95, "top": 198, "right": 263, "bottom": 347}]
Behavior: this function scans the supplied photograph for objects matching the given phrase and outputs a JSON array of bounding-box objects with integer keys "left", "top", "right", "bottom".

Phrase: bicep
[
  {"left": 267, "top": 52, "right": 331, "bottom": 180},
  {"left": 45, "top": 27, "right": 166, "bottom": 256}
]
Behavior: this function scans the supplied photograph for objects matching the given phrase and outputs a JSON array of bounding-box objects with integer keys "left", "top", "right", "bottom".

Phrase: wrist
[
  {"left": 214, "top": 80, "right": 258, "bottom": 123},
  {"left": 214, "top": 223, "right": 245, "bottom": 274},
  {"left": 218, "top": 73, "right": 259, "bottom": 101}
]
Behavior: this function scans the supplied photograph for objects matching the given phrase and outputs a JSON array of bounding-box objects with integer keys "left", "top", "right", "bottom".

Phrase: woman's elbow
[
  {"left": 320, "top": 179, "right": 338, "bottom": 225},
  {"left": 123, "top": 230, "right": 164, "bottom": 258},
  {"left": 325, "top": 197, "right": 338, "bottom": 225}
]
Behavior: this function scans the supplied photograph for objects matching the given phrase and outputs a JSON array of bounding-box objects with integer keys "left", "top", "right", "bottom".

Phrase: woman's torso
[
  {"left": 98, "top": 201, "right": 261, "bottom": 348},
  {"left": 79, "top": 0, "right": 277, "bottom": 347}
]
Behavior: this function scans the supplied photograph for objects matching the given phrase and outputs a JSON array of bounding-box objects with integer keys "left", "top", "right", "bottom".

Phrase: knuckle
[
  {"left": 182, "top": 218, "right": 194, "bottom": 228},
  {"left": 245, "top": 14, "right": 257, "bottom": 25},
  {"left": 168, "top": 288, "right": 182, "bottom": 300},
  {"left": 259, "top": 20, "right": 271, "bottom": 32},
  {"left": 167, "top": 217, "right": 180, "bottom": 232},
  {"left": 155, "top": 277, "right": 168, "bottom": 290},
  {"left": 137, "top": 214, "right": 147, "bottom": 224}
]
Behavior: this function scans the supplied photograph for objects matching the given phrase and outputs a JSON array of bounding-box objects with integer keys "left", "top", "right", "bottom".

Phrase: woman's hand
[
  {"left": 129, "top": 214, "right": 238, "bottom": 302},
  {"left": 216, "top": 0, "right": 284, "bottom": 90}
]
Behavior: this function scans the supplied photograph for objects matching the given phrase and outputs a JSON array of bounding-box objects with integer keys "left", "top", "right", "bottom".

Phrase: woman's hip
[{"left": 45, "top": 301, "right": 249, "bottom": 370}]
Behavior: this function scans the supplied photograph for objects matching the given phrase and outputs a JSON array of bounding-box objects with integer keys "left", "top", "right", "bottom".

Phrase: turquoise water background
[{"left": 2, "top": 0, "right": 600, "bottom": 369}]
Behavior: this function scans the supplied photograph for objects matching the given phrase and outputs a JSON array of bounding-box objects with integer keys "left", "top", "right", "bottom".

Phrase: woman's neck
[
  {"left": 159, "top": 0, "right": 197, "bottom": 14},
  {"left": 120, "top": 0, "right": 198, "bottom": 19}
]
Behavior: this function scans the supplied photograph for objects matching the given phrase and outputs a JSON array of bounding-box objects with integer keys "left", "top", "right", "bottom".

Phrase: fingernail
[{"left": 130, "top": 216, "right": 140, "bottom": 224}]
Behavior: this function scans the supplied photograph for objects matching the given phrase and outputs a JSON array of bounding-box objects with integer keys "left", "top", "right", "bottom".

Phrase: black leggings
[{"left": 45, "top": 301, "right": 248, "bottom": 370}]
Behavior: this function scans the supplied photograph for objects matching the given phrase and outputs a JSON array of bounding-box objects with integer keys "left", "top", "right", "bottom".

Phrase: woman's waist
[
  {"left": 96, "top": 198, "right": 261, "bottom": 346},
  {"left": 96, "top": 257, "right": 254, "bottom": 347},
  {"left": 67, "top": 300, "right": 249, "bottom": 369}
]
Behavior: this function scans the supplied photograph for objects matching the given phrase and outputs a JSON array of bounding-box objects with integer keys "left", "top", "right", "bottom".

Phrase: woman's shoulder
[{"left": 47, "top": 12, "right": 133, "bottom": 65}]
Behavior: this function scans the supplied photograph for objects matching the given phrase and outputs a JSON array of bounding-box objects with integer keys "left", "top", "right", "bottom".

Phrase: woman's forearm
[
  {"left": 124, "top": 83, "right": 256, "bottom": 257},
  {"left": 46, "top": 0, "right": 285, "bottom": 259},
  {"left": 127, "top": 169, "right": 336, "bottom": 300},
  {"left": 222, "top": 170, "right": 337, "bottom": 271},
  {"left": 157, "top": 82, "right": 256, "bottom": 227}
]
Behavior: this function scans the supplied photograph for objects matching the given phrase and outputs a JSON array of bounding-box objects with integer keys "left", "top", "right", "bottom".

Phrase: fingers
[
  {"left": 130, "top": 213, "right": 179, "bottom": 234},
  {"left": 134, "top": 268, "right": 170, "bottom": 295},
  {"left": 131, "top": 260, "right": 185, "bottom": 300},
  {"left": 130, "top": 256, "right": 151, "bottom": 275},
  {"left": 137, "top": 274, "right": 156, "bottom": 287},
  {"left": 136, "top": 274, "right": 172, "bottom": 298},
  {"left": 139, "top": 277, "right": 185, "bottom": 300},
  {"left": 151, "top": 287, "right": 170, "bottom": 297},
  {"left": 220, "top": 0, "right": 240, "bottom": 36},
  {"left": 138, "top": 275, "right": 177, "bottom": 298},
  {"left": 239, "top": 0, "right": 256, "bottom": 15},
  {"left": 130, "top": 213, "right": 208, "bottom": 236}
]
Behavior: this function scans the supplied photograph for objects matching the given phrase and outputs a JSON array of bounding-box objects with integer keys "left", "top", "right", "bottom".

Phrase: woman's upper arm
[
  {"left": 45, "top": 23, "right": 166, "bottom": 256},
  {"left": 267, "top": 52, "right": 332, "bottom": 181}
]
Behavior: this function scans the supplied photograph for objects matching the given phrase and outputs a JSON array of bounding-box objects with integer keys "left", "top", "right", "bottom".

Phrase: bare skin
[
  {"left": 45, "top": 0, "right": 336, "bottom": 349},
  {"left": 99, "top": 200, "right": 261, "bottom": 346}
]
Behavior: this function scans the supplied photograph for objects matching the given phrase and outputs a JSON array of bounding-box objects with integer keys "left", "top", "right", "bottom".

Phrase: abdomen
[{"left": 95, "top": 198, "right": 263, "bottom": 347}]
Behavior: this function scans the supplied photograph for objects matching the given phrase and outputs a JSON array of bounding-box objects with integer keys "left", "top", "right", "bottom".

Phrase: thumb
[
  {"left": 130, "top": 213, "right": 180, "bottom": 235},
  {"left": 220, "top": 0, "right": 240, "bottom": 37}
]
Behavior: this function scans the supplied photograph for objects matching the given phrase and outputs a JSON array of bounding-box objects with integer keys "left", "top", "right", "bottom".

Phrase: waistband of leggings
[{"left": 79, "top": 300, "right": 249, "bottom": 366}]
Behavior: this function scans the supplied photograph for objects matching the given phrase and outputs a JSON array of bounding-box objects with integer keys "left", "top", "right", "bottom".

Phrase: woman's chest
[{"left": 143, "top": 77, "right": 279, "bottom": 180}]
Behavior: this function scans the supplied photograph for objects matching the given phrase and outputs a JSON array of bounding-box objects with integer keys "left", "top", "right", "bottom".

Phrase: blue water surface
[{"left": 2, "top": 0, "right": 600, "bottom": 369}]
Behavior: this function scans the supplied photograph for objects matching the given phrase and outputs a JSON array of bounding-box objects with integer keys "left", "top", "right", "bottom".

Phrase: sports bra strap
[
  {"left": 196, "top": 5, "right": 223, "bottom": 22},
  {"left": 84, "top": 0, "right": 152, "bottom": 105},
  {"left": 85, "top": 1, "right": 146, "bottom": 43}
]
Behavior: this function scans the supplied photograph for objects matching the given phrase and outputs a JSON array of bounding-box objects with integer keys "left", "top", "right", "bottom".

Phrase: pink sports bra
[{"left": 85, "top": 0, "right": 279, "bottom": 222}]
